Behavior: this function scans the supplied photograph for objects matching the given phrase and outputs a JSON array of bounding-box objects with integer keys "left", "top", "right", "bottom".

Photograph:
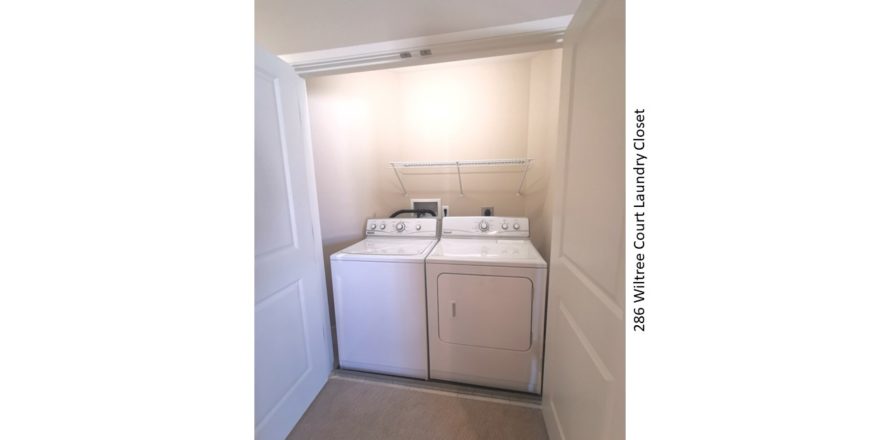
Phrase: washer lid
[
  {"left": 336, "top": 238, "right": 436, "bottom": 256},
  {"left": 427, "top": 238, "right": 547, "bottom": 268}
]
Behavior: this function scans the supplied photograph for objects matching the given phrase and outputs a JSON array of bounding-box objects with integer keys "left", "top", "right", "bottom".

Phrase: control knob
[
  {"left": 501, "top": 223, "right": 509, "bottom": 230},
  {"left": 370, "top": 224, "right": 377, "bottom": 230},
  {"left": 380, "top": 224, "right": 386, "bottom": 230},
  {"left": 396, "top": 222, "right": 406, "bottom": 232},
  {"left": 513, "top": 223, "right": 520, "bottom": 230},
  {"left": 479, "top": 220, "right": 489, "bottom": 232}
]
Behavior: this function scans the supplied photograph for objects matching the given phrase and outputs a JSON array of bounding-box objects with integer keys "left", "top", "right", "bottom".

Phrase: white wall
[
  {"left": 306, "top": 51, "right": 562, "bottom": 335},
  {"left": 256, "top": 0, "right": 578, "bottom": 54},
  {"left": 525, "top": 49, "right": 563, "bottom": 259},
  {"left": 374, "top": 55, "right": 533, "bottom": 219},
  {"left": 306, "top": 68, "right": 398, "bottom": 335}
]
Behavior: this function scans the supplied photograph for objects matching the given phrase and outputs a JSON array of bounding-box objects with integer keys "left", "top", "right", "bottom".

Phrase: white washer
[
  {"left": 426, "top": 216, "right": 548, "bottom": 393},
  {"left": 330, "top": 218, "right": 438, "bottom": 379}
]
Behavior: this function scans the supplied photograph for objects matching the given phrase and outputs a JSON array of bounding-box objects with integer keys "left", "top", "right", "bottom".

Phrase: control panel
[
  {"left": 441, "top": 216, "right": 529, "bottom": 238},
  {"left": 365, "top": 218, "right": 439, "bottom": 237}
]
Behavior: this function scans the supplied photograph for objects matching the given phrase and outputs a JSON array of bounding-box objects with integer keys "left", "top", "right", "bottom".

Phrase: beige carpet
[{"left": 287, "top": 377, "right": 549, "bottom": 440}]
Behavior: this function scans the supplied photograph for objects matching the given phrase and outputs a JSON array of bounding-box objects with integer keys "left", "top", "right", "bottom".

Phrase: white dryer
[
  {"left": 330, "top": 218, "right": 438, "bottom": 379},
  {"left": 426, "top": 216, "right": 548, "bottom": 393}
]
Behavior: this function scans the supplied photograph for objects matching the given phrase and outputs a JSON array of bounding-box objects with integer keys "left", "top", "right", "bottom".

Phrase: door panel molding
[
  {"left": 268, "top": 74, "right": 302, "bottom": 250},
  {"left": 545, "top": 299, "right": 616, "bottom": 440},
  {"left": 255, "top": 280, "right": 311, "bottom": 424},
  {"left": 255, "top": 69, "right": 299, "bottom": 256},
  {"left": 547, "top": 400, "right": 567, "bottom": 440},
  {"left": 559, "top": 255, "right": 623, "bottom": 319},
  {"left": 559, "top": 301, "right": 614, "bottom": 382}
]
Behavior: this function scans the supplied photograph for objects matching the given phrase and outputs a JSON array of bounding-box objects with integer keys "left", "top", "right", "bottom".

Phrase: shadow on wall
[{"left": 321, "top": 234, "right": 363, "bottom": 367}]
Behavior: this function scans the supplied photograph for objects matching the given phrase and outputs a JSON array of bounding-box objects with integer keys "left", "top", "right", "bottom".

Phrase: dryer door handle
[{"left": 451, "top": 301, "right": 456, "bottom": 318}]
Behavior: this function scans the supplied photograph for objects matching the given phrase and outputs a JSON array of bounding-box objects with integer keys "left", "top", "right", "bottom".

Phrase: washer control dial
[
  {"left": 370, "top": 224, "right": 377, "bottom": 230},
  {"left": 415, "top": 224, "right": 422, "bottom": 231},
  {"left": 380, "top": 224, "right": 386, "bottom": 230},
  {"left": 396, "top": 222, "right": 406, "bottom": 232},
  {"left": 513, "top": 223, "right": 520, "bottom": 230},
  {"left": 479, "top": 220, "right": 489, "bottom": 232},
  {"left": 501, "top": 223, "right": 509, "bottom": 230}
]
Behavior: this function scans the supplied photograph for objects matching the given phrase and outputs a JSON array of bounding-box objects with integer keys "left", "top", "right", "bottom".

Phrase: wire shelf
[{"left": 388, "top": 158, "right": 533, "bottom": 196}]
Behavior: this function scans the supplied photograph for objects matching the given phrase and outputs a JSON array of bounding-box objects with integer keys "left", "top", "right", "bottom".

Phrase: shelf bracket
[
  {"left": 391, "top": 164, "right": 408, "bottom": 195},
  {"left": 455, "top": 161, "right": 464, "bottom": 196},
  {"left": 516, "top": 160, "right": 532, "bottom": 196}
]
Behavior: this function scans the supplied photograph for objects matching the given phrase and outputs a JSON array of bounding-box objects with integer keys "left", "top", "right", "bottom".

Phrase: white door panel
[
  {"left": 547, "top": 302, "right": 618, "bottom": 440},
  {"left": 255, "top": 44, "right": 332, "bottom": 440},
  {"left": 542, "top": 0, "right": 625, "bottom": 439},
  {"left": 254, "top": 282, "right": 309, "bottom": 422},
  {"left": 254, "top": 67, "right": 298, "bottom": 256}
]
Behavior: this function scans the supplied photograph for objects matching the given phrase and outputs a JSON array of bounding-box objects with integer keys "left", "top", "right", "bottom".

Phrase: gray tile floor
[{"left": 287, "top": 372, "right": 548, "bottom": 440}]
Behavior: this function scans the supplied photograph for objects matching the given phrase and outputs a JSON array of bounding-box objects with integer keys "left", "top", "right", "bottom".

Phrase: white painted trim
[
  {"left": 549, "top": 0, "right": 602, "bottom": 256},
  {"left": 559, "top": 302, "right": 614, "bottom": 382},
  {"left": 328, "top": 376, "right": 542, "bottom": 409},
  {"left": 279, "top": 16, "right": 572, "bottom": 77},
  {"left": 559, "top": 255, "right": 624, "bottom": 319},
  {"left": 295, "top": 75, "right": 335, "bottom": 373},
  {"left": 254, "top": 286, "right": 313, "bottom": 435},
  {"left": 547, "top": 399, "right": 567, "bottom": 440}
]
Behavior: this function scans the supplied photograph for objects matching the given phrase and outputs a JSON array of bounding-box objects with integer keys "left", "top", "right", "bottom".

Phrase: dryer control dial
[
  {"left": 513, "top": 223, "right": 520, "bottom": 230},
  {"left": 396, "top": 222, "right": 406, "bottom": 232},
  {"left": 415, "top": 224, "right": 422, "bottom": 231},
  {"left": 380, "top": 224, "right": 386, "bottom": 230},
  {"left": 501, "top": 223, "right": 509, "bottom": 230},
  {"left": 479, "top": 220, "right": 489, "bottom": 231},
  {"left": 370, "top": 224, "right": 377, "bottom": 230}
]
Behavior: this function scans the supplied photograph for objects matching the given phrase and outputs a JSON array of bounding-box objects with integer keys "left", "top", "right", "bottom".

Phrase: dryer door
[{"left": 437, "top": 273, "right": 533, "bottom": 351}]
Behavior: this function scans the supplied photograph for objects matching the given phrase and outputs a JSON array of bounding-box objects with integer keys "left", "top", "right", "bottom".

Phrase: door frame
[
  {"left": 264, "top": 5, "right": 617, "bottom": 434},
  {"left": 278, "top": 16, "right": 571, "bottom": 78},
  {"left": 291, "top": 61, "right": 334, "bottom": 371}
]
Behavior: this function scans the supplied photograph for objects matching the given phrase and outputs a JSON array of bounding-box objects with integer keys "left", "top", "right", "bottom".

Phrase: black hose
[{"left": 390, "top": 209, "right": 436, "bottom": 218}]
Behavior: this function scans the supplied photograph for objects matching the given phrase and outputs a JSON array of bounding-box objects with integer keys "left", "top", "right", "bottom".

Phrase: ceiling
[{"left": 255, "top": 0, "right": 580, "bottom": 56}]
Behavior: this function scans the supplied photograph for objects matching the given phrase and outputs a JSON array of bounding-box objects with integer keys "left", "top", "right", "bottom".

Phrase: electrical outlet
[{"left": 481, "top": 206, "right": 494, "bottom": 216}]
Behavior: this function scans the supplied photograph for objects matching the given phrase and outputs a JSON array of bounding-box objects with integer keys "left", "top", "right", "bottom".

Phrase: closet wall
[
  {"left": 525, "top": 49, "right": 563, "bottom": 259},
  {"left": 306, "top": 51, "right": 562, "bottom": 329}
]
